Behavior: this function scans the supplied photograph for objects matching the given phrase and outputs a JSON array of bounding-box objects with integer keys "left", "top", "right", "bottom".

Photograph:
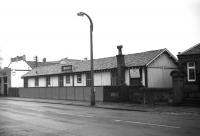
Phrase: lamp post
[{"left": 77, "top": 12, "right": 95, "bottom": 106}]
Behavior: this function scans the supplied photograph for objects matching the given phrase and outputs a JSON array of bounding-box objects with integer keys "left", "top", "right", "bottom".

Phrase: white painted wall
[
  {"left": 142, "top": 68, "right": 146, "bottom": 86},
  {"left": 11, "top": 71, "right": 29, "bottom": 87},
  {"left": 28, "top": 78, "right": 35, "bottom": 87},
  {"left": 50, "top": 76, "right": 58, "bottom": 87},
  {"left": 9, "top": 60, "right": 31, "bottom": 87},
  {"left": 147, "top": 52, "right": 177, "bottom": 88},
  {"left": 63, "top": 75, "right": 73, "bottom": 86},
  {"left": 125, "top": 70, "right": 130, "bottom": 86},
  {"left": 94, "top": 72, "right": 111, "bottom": 86},
  {"left": 39, "top": 77, "right": 46, "bottom": 87}
]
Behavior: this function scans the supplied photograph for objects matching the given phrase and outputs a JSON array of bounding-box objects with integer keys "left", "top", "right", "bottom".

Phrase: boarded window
[
  {"left": 129, "top": 68, "right": 142, "bottom": 86},
  {"left": 187, "top": 62, "right": 196, "bottom": 82},
  {"left": 130, "top": 68, "right": 140, "bottom": 78}
]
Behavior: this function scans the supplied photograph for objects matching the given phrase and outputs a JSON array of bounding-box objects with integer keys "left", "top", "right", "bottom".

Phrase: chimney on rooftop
[
  {"left": 43, "top": 58, "right": 46, "bottom": 62},
  {"left": 116, "top": 45, "right": 125, "bottom": 86},
  {"left": 117, "top": 45, "right": 123, "bottom": 55}
]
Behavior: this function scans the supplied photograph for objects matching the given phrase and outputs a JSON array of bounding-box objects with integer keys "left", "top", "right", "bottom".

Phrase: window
[
  {"left": 66, "top": 75, "right": 70, "bottom": 84},
  {"left": 24, "top": 78, "right": 28, "bottom": 88},
  {"left": 129, "top": 68, "right": 142, "bottom": 86},
  {"left": 58, "top": 75, "right": 63, "bottom": 87},
  {"left": 86, "top": 73, "right": 91, "bottom": 86},
  {"left": 46, "top": 76, "right": 50, "bottom": 87},
  {"left": 35, "top": 77, "right": 39, "bottom": 87},
  {"left": 77, "top": 74, "right": 82, "bottom": 83},
  {"left": 187, "top": 62, "right": 196, "bottom": 82}
]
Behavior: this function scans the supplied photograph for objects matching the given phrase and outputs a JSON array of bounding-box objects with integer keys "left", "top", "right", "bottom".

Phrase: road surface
[{"left": 0, "top": 99, "right": 199, "bottom": 136}]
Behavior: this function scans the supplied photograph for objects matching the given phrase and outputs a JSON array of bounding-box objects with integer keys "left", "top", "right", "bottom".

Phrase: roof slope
[
  {"left": 25, "top": 61, "right": 57, "bottom": 69},
  {"left": 179, "top": 43, "right": 200, "bottom": 55},
  {"left": 23, "top": 48, "right": 169, "bottom": 77}
]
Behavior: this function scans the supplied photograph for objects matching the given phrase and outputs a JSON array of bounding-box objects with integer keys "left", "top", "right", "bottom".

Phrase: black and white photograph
[{"left": 0, "top": 0, "right": 200, "bottom": 135}]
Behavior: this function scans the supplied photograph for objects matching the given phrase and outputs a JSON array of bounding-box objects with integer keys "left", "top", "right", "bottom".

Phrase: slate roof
[
  {"left": 179, "top": 43, "right": 200, "bottom": 55},
  {"left": 25, "top": 61, "right": 58, "bottom": 69},
  {"left": 23, "top": 48, "right": 174, "bottom": 77}
]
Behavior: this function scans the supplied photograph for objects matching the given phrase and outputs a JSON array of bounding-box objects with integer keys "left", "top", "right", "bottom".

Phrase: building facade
[
  {"left": 0, "top": 67, "right": 11, "bottom": 95},
  {"left": 23, "top": 46, "right": 178, "bottom": 88},
  {"left": 177, "top": 43, "right": 200, "bottom": 91}
]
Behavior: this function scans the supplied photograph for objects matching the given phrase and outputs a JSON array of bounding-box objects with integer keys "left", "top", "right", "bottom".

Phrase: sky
[{"left": 0, "top": 0, "right": 200, "bottom": 67}]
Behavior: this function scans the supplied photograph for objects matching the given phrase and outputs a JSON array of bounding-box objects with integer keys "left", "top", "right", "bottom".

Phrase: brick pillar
[
  {"left": 171, "top": 71, "right": 184, "bottom": 104},
  {"left": 116, "top": 45, "right": 125, "bottom": 86}
]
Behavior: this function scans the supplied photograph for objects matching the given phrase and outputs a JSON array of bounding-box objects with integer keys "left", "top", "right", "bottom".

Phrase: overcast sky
[{"left": 0, "top": 0, "right": 199, "bottom": 67}]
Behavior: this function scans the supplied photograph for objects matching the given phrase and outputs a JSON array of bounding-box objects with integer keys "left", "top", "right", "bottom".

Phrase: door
[{"left": 3, "top": 76, "right": 8, "bottom": 96}]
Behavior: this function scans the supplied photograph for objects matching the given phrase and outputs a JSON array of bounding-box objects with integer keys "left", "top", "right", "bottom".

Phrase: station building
[{"left": 22, "top": 46, "right": 178, "bottom": 88}]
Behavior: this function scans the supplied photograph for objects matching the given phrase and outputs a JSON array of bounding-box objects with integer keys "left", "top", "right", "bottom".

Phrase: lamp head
[{"left": 77, "top": 12, "right": 85, "bottom": 16}]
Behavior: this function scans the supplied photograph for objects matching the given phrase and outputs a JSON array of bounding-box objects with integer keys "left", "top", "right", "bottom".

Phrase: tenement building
[{"left": 22, "top": 46, "right": 178, "bottom": 88}]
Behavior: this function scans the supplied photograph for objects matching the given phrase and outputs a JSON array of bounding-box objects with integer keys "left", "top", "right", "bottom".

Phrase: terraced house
[{"left": 22, "top": 46, "right": 178, "bottom": 88}]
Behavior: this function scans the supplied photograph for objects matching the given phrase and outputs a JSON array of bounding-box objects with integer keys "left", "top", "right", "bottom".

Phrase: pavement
[{"left": 2, "top": 97, "right": 200, "bottom": 116}]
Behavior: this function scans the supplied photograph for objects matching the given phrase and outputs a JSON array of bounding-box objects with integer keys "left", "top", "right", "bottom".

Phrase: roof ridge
[
  {"left": 88, "top": 48, "right": 166, "bottom": 61},
  {"left": 180, "top": 43, "right": 200, "bottom": 55}
]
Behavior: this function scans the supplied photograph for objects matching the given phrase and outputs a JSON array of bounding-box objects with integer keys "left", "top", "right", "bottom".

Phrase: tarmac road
[{"left": 0, "top": 99, "right": 200, "bottom": 136}]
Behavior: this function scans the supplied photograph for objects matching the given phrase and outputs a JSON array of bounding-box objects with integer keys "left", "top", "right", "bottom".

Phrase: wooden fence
[{"left": 9, "top": 87, "right": 104, "bottom": 102}]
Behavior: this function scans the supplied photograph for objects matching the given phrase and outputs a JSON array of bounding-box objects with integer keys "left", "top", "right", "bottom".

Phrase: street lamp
[{"left": 77, "top": 12, "right": 95, "bottom": 106}]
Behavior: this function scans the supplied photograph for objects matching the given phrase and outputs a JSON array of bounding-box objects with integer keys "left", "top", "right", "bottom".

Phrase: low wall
[
  {"left": 9, "top": 87, "right": 104, "bottom": 102},
  {"left": 8, "top": 86, "right": 172, "bottom": 104},
  {"left": 104, "top": 86, "right": 173, "bottom": 104}
]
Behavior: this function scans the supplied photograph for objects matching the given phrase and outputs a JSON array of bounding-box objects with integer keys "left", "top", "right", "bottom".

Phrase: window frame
[
  {"left": 58, "top": 75, "right": 64, "bottom": 87},
  {"left": 66, "top": 75, "right": 70, "bottom": 84},
  {"left": 77, "top": 74, "right": 82, "bottom": 83},
  {"left": 187, "top": 62, "right": 196, "bottom": 82}
]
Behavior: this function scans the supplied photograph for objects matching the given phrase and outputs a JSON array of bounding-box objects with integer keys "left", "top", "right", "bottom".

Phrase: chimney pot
[{"left": 117, "top": 45, "right": 123, "bottom": 55}]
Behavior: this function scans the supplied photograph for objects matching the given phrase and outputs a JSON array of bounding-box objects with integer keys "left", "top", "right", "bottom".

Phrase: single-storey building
[{"left": 22, "top": 46, "right": 178, "bottom": 88}]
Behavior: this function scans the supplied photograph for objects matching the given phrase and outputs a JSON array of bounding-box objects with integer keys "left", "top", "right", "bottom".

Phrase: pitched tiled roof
[
  {"left": 25, "top": 61, "right": 58, "bottom": 69},
  {"left": 22, "top": 48, "right": 171, "bottom": 77},
  {"left": 179, "top": 43, "right": 200, "bottom": 55}
]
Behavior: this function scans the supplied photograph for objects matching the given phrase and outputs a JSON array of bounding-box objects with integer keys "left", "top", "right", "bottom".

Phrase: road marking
[
  {"left": 114, "top": 119, "right": 181, "bottom": 129},
  {"left": 53, "top": 111, "right": 94, "bottom": 118}
]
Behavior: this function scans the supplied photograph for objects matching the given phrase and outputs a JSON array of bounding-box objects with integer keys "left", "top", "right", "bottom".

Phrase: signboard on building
[
  {"left": 11, "top": 55, "right": 26, "bottom": 62},
  {"left": 130, "top": 68, "right": 140, "bottom": 78},
  {"left": 61, "top": 65, "right": 72, "bottom": 72}
]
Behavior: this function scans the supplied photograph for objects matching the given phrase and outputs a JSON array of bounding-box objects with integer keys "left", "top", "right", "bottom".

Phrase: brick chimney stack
[{"left": 116, "top": 45, "right": 125, "bottom": 86}]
